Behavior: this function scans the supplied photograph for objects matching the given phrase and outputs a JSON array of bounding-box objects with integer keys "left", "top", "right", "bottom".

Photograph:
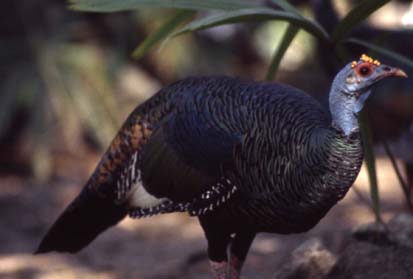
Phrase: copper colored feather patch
[{"left": 90, "top": 119, "right": 153, "bottom": 196}]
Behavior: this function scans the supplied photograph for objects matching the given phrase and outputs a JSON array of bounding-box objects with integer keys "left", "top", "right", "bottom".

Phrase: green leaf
[
  {"left": 0, "top": 75, "right": 19, "bottom": 138},
  {"left": 269, "top": 0, "right": 301, "bottom": 15},
  {"left": 132, "top": 10, "right": 195, "bottom": 59},
  {"left": 345, "top": 38, "right": 413, "bottom": 68},
  {"left": 265, "top": 23, "right": 299, "bottom": 81},
  {"left": 332, "top": 0, "right": 391, "bottom": 42},
  {"left": 382, "top": 139, "right": 413, "bottom": 212},
  {"left": 69, "top": 0, "right": 260, "bottom": 12},
  {"left": 173, "top": 8, "right": 329, "bottom": 43},
  {"left": 359, "top": 111, "right": 382, "bottom": 223},
  {"left": 30, "top": 77, "right": 52, "bottom": 183}
]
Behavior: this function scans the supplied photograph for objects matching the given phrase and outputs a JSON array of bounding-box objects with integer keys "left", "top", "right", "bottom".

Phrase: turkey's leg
[
  {"left": 229, "top": 231, "right": 256, "bottom": 277},
  {"left": 207, "top": 233, "right": 232, "bottom": 279},
  {"left": 199, "top": 216, "right": 233, "bottom": 279}
]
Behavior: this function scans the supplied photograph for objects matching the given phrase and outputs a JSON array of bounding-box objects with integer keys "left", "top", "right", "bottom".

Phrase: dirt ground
[{"left": 0, "top": 157, "right": 407, "bottom": 279}]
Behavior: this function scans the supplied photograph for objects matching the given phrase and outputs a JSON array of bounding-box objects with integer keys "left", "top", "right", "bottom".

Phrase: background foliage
[
  {"left": 1, "top": 0, "right": 412, "bottom": 219},
  {"left": 1, "top": 0, "right": 413, "bottom": 278}
]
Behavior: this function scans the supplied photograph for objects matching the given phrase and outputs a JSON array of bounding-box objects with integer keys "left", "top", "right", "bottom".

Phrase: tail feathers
[{"left": 35, "top": 187, "right": 128, "bottom": 254}]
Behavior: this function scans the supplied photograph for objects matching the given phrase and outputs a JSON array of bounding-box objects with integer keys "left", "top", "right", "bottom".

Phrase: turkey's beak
[
  {"left": 391, "top": 68, "right": 408, "bottom": 78},
  {"left": 377, "top": 65, "right": 408, "bottom": 79}
]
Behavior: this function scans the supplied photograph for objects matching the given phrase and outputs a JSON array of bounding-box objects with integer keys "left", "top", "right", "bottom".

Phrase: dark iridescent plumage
[
  {"left": 131, "top": 77, "right": 363, "bottom": 230},
  {"left": 36, "top": 59, "right": 407, "bottom": 279}
]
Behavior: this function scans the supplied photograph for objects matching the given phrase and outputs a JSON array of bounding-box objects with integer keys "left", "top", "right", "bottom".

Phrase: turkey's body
[
  {"left": 134, "top": 76, "right": 363, "bottom": 234},
  {"left": 36, "top": 75, "right": 365, "bottom": 278}
]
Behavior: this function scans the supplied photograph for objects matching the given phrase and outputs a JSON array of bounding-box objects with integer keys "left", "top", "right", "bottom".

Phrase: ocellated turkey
[{"left": 36, "top": 55, "right": 406, "bottom": 279}]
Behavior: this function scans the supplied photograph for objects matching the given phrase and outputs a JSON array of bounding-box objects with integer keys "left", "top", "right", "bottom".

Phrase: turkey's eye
[
  {"left": 355, "top": 62, "right": 374, "bottom": 77},
  {"left": 359, "top": 67, "right": 371, "bottom": 76}
]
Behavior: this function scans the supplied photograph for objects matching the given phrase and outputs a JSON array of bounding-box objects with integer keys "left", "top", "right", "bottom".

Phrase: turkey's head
[
  {"left": 329, "top": 54, "right": 407, "bottom": 135},
  {"left": 337, "top": 54, "right": 407, "bottom": 113},
  {"left": 344, "top": 54, "right": 407, "bottom": 94}
]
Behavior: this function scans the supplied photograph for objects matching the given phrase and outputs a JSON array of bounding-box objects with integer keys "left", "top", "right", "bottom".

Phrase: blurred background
[{"left": 0, "top": 0, "right": 412, "bottom": 278}]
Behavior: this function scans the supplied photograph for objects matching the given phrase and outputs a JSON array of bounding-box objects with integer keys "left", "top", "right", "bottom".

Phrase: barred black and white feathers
[{"left": 36, "top": 60, "right": 406, "bottom": 279}]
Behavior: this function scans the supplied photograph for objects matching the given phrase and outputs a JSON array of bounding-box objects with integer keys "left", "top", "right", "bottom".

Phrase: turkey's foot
[{"left": 210, "top": 260, "right": 241, "bottom": 279}]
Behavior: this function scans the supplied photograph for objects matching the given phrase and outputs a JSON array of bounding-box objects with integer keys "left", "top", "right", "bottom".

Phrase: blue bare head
[{"left": 329, "top": 54, "right": 407, "bottom": 135}]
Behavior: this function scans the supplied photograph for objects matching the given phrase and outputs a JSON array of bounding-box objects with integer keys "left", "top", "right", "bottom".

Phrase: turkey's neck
[{"left": 328, "top": 80, "right": 367, "bottom": 136}]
